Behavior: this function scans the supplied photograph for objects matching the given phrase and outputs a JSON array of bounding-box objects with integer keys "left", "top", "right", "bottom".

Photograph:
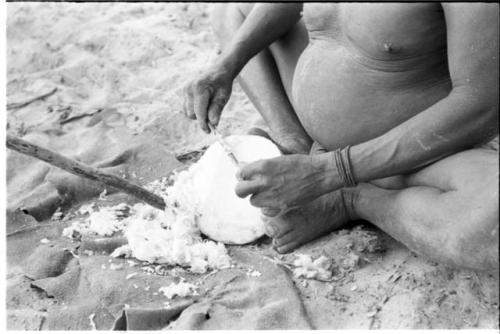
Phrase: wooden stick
[
  {"left": 7, "top": 87, "right": 58, "bottom": 110},
  {"left": 6, "top": 135, "right": 166, "bottom": 211}
]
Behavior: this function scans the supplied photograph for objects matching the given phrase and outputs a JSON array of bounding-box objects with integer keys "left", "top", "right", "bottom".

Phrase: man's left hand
[{"left": 234, "top": 154, "right": 335, "bottom": 216}]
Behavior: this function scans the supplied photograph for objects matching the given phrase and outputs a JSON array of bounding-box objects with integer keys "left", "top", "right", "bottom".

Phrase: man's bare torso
[{"left": 292, "top": 3, "right": 452, "bottom": 150}]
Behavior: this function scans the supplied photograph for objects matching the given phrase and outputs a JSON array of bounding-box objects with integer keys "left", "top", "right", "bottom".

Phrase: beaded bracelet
[{"left": 333, "top": 145, "right": 357, "bottom": 187}]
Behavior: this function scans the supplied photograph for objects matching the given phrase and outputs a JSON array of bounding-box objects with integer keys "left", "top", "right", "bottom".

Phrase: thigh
[
  {"left": 406, "top": 148, "right": 499, "bottom": 194},
  {"left": 268, "top": 20, "right": 309, "bottom": 100},
  {"left": 236, "top": 4, "right": 309, "bottom": 100}
]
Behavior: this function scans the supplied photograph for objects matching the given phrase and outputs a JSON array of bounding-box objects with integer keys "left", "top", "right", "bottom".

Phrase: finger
[
  {"left": 275, "top": 240, "right": 300, "bottom": 254},
  {"left": 235, "top": 162, "right": 248, "bottom": 180},
  {"left": 182, "top": 88, "right": 187, "bottom": 115},
  {"left": 261, "top": 207, "right": 281, "bottom": 217},
  {"left": 249, "top": 193, "right": 270, "bottom": 208},
  {"left": 182, "top": 86, "right": 189, "bottom": 116},
  {"left": 250, "top": 193, "right": 283, "bottom": 210},
  {"left": 183, "top": 94, "right": 195, "bottom": 119},
  {"left": 208, "top": 91, "right": 227, "bottom": 126},
  {"left": 193, "top": 88, "right": 210, "bottom": 133},
  {"left": 236, "top": 160, "right": 265, "bottom": 181},
  {"left": 207, "top": 101, "right": 223, "bottom": 126},
  {"left": 235, "top": 179, "right": 264, "bottom": 198},
  {"left": 273, "top": 229, "right": 297, "bottom": 246},
  {"left": 185, "top": 89, "right": 196, "bottom": 119},
  {"left": 187, "top": 86, "right": 195, "bottom": 120},
  {"left": 265, "top": 220, "right": 292, "bottom": 238}
]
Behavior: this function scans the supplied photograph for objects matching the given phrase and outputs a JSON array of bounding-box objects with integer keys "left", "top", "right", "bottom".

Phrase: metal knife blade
[{"left": 207, "top": 123, "right": 239, "bottom": 166}]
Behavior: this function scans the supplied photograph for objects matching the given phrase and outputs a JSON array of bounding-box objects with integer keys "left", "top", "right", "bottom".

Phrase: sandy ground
[
  {"left": 7, "top": 2, "right": 263, "bottom": 154},
  {"left": 6, "top": 2, "right": 499, "bottom": 330}
]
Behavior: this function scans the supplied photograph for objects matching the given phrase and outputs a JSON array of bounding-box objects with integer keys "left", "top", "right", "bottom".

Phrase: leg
[
  {"left": 212, "top": 4, "right": 312, "bottom": 154},
  {"left": 345, "top": 148, "right": 499, "bottom": 271}
]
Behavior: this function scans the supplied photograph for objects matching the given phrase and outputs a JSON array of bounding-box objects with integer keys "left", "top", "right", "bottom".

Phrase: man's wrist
[
  {"left": 312, "top": 148, "right": 361, "bottom": 194},
  {"left": 218, "top": 46, "right": 247, "bottom": 78},
  {"left": 311, "top": 152, "right": 343, "bottom": 193}
]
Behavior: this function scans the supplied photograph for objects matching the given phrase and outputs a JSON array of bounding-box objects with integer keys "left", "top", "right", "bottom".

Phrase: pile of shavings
[
  {"left": 62, "top": 202, "right": 130, "bottom": 239},
  {"left": 62, "top": 175, "right": 232, "bottom": 274},
  {"left": 292, "top": 253, "right": 334, "bottom": 281},
  {"left": 159, "top": 280, "right": 199, "bottom": 299}
]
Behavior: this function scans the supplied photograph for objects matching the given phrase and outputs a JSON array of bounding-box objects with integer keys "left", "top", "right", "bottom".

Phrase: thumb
[
  {"left": 261, "top": 207, "right": 281, "bottom": 217},
  {"left": 208, "top": 90, "right": 228, "bottom": 126},
  {"left": 207, "top": 102, "right": 223, "bottom": 127}
]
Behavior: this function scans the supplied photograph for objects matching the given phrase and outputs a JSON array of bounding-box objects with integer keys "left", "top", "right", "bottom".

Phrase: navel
[{"left": 383, "top": 42, "right": 394, "bottom": 53}]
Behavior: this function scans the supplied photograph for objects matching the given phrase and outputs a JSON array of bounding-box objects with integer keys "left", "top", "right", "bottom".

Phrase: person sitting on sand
[{"left": 183, "top": 3, "right": 499, "bottom": 271}]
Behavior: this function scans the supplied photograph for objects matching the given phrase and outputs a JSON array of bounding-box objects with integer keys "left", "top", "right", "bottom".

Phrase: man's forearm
[
  {"left": 348, "top": 90, "right": 498, "bottom": 183},
  {"left": 218, "top": 3, "right": 303, "bottom": 77},
  {"left": 341, "top": 2, "right": 499, "bottom": 184}
]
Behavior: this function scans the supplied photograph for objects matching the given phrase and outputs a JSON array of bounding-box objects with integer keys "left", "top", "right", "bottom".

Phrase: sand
[
  {"left": 6, "top": 2, "right": 499, "bottom": 330},
  {"left": 7, "top": 2, "right": 263, "bottom": 153}
]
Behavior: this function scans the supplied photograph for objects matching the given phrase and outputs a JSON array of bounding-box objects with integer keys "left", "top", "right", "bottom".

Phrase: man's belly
[{"left": 291, "top": 41, "right": 452, "bottom": 151}]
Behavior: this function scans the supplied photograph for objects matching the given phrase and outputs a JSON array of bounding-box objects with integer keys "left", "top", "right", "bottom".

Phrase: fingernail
[
  {"left": 267, "top": 225, "right": 277, "bottom": 236},
  {"left": 266, "top": 208, "right": 281, "bottom": 217}
]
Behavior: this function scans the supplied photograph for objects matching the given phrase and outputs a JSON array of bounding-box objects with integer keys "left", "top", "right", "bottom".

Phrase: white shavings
[
  {"left": 342, "top": 253, "right": 360, "bottom": 269},
  {"left": 61, "top": 136, "right": 279, "bottom": 273},
  {"left": 133, "top": 284, "right": 138, "bottom": 289},
  {"left": 126, "top": 272, "right": 138, "bottom": 280},
  {"left": 52, "top": 208, "right": 64, "bottom": 220},
  {"left": 62, "top": 220, "right": 87, "bottom": 240},
  {"left": 99, "top": 189, "right": 108, "bottom": 200},
  {"left": 110, "top": 136, "right": 277, "bottom": 272},
  {"left": 111, "top": 245, "right": 132, "bottom": 258},
  {"left": 292, "top": 254, "right": 333, "bottom": 281},
  {"left": 88, "top": 207, "right": 126, "bottom": 237},
  {"left": 127, "top": 260, "right": 138, "bottom": 267},
  {"left": 83, "top": 250, "right": 94, "bottom": 256},
  {"left": 124, "top": 304, "right": 130, "bottom": 310},
  {"left": 121, "top": 204, "right": 231, "bottom": 273},
  {"left": 40, "top": 238, "right": 50, "bottom": 244},
  {"left": 78, "top": 202, "right": 97, "bottom": 215},
  {"left": 159, "top": 282, "right": 198, "bottom": 299},
  {"left": 247, "top": 269, "right": 262, "bottom": 277},
  {"left": 89, "top": 313, "right": 97, "bottom": 330},
  {"left": 69, "top": 250, "right": 80, "bottom": 259},
  {"left": 110, "top": 263, "right": 124, "bottom": 270},
  {"left": 63, "top": 203, "right": 131, "bottom": 239},
  {"left": 114, "top": 203, "right": 131, "bottom": 217},
  {"left": 101, "top": 264, "right": 106, "bottom": 270}
]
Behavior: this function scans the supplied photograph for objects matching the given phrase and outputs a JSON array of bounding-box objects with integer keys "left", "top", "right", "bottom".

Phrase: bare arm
[
  {"left": 184, "top": 4, "right": 302, "bottom": 132},
  {"left": 347, "top": 3, "right": 499, "bottom": 182},
  {"left": 235, "top": 3, "right": 499, "bottom": 213},
  {"left": 219, "top": 3, "right": 303, "bottom": 77}
]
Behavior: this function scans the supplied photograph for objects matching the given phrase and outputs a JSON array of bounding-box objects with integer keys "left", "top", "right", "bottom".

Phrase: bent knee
[
  {"left": 445, "top": 148, "right": 498, "bottom": 191},
  {"left": 447, "top": 209, "right": 499, "bottom": 271},
  {"left": 407, "top": 148, "right": 498, "bottom": 192},
  {"left": 211, "top": 3, "right": 255, "bottom": 44}
]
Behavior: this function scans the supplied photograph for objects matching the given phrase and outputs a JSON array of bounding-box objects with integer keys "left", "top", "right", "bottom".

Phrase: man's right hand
[{"left": 183, "top": 62, "right": 235, "bottom": 133}]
